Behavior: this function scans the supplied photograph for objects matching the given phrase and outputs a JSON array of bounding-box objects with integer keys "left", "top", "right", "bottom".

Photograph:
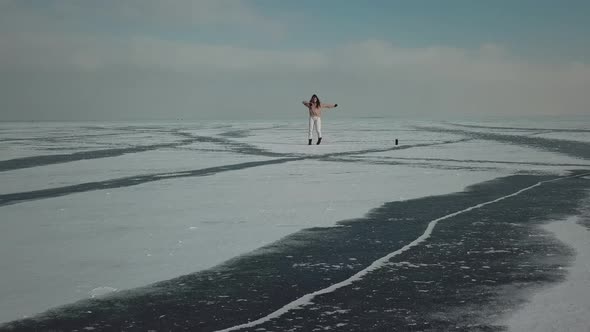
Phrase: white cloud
[
  {"left": 4, "top": 31, "right": 587, "bottom": 84},
  {"left": 0, "top": 32, "right": 326, "bottom": 72}
]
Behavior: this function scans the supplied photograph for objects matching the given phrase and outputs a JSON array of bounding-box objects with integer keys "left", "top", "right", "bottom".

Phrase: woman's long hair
[{"left": 309, "top": 94, "right": 321, "bottom": 108}]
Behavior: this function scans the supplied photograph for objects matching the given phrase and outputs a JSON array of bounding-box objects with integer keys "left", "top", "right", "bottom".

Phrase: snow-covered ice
[
  {"left": 503, "top": 216, "right": 590, "bottom": 332},
  {"left": 0, "top": 118, "right": 589, "bottom": 328}
]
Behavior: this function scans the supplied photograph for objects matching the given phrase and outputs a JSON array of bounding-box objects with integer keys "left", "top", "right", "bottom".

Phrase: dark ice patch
[{"left": 2, "top": 171, "right": 588, "bottom": 331}]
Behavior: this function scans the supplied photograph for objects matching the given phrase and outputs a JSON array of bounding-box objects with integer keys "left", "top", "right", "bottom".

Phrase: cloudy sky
[{"left": 1, "top": 0, "right": 589, "bottom": 121}]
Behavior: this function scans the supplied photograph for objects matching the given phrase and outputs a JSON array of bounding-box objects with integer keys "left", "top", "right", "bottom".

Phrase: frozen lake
[{"left": 0, "top": 118, "right": 589, "bottom": 331}]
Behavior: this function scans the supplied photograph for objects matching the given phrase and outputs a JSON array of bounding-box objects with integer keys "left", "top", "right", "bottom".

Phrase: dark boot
[
  {"left": 308, "top": 139, "right": 312, "bottom": 145},
  {"left": 317, "top": 137, "right": 322, "bottom": 145}
]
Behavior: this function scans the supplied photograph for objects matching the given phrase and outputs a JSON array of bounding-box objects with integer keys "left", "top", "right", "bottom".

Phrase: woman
[{"left": 302, "top": 94, "right": 338, "bottom": 145}]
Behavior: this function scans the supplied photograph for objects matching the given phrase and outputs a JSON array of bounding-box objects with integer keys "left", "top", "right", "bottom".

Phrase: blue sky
[
  {"left": 0, "top": 0, "right": 588, "bottom": 120},
  {"left": 265, "top": 1, "right": 589, "bottom": 61},
  {"left": 122, "top": 0, "right": 590, "bottom": 58},
  {"left": 50, "top": 0, "right": 590, "bottom": 59}
]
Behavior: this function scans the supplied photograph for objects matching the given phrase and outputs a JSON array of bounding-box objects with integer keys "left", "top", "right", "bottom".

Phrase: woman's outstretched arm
[{"left": 321, "top": 103, "right": 338, "bottom": 109}]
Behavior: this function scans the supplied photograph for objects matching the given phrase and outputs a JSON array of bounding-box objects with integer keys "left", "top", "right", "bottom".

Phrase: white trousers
[{"left": 308, "top": 116, "right": 322, "bottom": 139}]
